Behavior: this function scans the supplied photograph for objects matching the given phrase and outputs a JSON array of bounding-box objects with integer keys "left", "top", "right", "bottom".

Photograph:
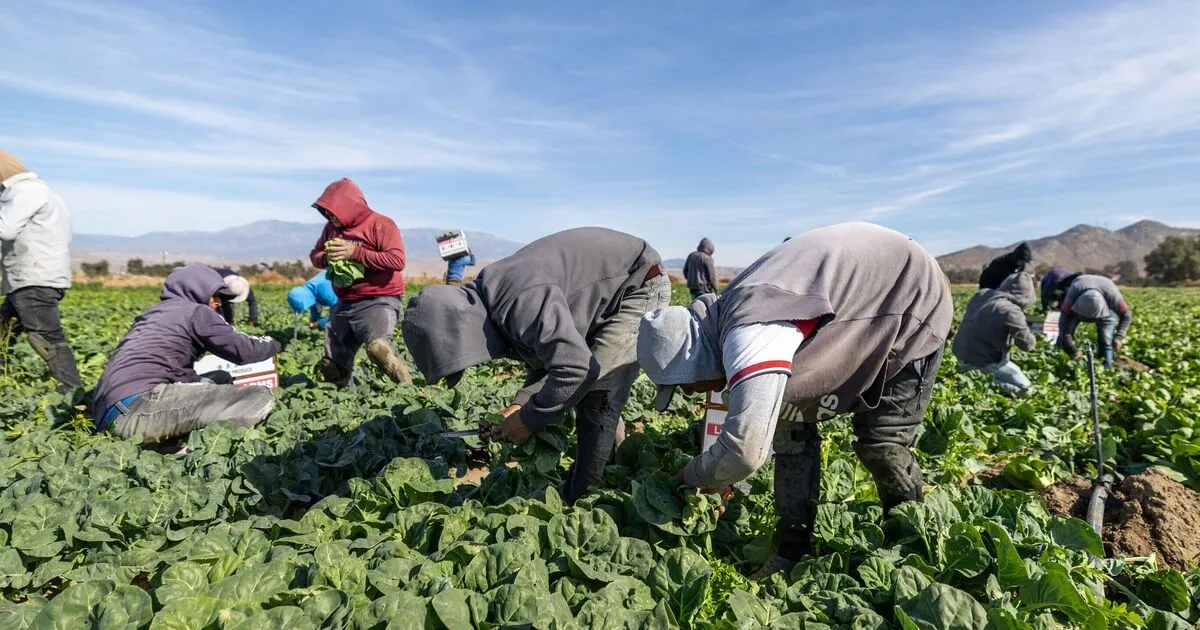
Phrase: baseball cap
[{"left": 221, "top": 275, "right": 251, "bottom": 303}]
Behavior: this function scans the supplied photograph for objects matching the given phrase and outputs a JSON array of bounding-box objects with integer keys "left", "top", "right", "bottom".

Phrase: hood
[
  {"left": 1073, "top": 290, "right": 1110, "bottom": 320},
  {"left": 313, "top": 178, "right": 372, "bottom": 228},
  {"left": 288, "top": 285, "right": 316, "bottom": 313},
  {"left": 697, "top": 238, "right": 714, "bottom": 255},
  {"left": 1012, "top": 242, "right": 1033, "bottom": 264},
  {"left": 637, "top": 303, "right": 723, "bottom": 412},
  {"left": 161, "top": 263, "right": 234, "bottom": 304},
  {"left": 998, "top": 271, "right": 1036, "bottom": 308},
  {"left": 401, "top": 284, "right": 512, "bottom": 385},
  {"left": 0, "top": 150, "right": 29, "bottom": 183}
]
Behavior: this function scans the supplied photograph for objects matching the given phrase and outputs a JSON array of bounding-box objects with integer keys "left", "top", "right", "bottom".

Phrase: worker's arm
[
  {"left": 506, "top": 286, "right": 599, "bottom": 431},
  {"left": 310, "top": 225, "right": 333, "bottom": 269},
  {"left": 0, "top": 180, "right": 46, "bottom": 241},
  {"left": 1007, "top": 304, "right": 1036, "bottom": 352},
  {"left": 193, "top": 308, "right": 280, "bottom": 364},
  {"left": 1057, "top": 310, "right": 1081, "bottom": 357},
  {"left": 512, "top": 368, "right": 548, "bottom": 408},
  {"left": 1113, "top": 302, "right": 1133, "bottom": 342},
  {"left": 683, "top": 373, "right": 788, "bottom": 488},
  {"left": 246, "top": 290, "right": 259, "bottom": 324},
  {"left": 352, "top": 223, "right": 406, "bottom": 272}
]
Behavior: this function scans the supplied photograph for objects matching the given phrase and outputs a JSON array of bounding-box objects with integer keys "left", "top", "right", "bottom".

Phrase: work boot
[
  {"left": 319, "top": 358, "right": 352, "bottom": 388},
  {"left": 366, "top": 339, "right": 413, "bottom": 384}
]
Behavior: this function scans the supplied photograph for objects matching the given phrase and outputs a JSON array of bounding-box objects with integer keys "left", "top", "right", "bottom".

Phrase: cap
[{"left": 221, "top": 275, "right": 251, "bottom": 303}]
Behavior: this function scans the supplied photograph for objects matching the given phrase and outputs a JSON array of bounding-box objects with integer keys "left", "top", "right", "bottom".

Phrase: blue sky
[{"left": 3, "top": 0, "right": 1199, "bottom": 264}]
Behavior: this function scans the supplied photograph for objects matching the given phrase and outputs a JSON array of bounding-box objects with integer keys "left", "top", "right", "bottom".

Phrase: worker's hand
[
  {"left": 674, "top": 467, "right": 732, "bottom": 517},
  {"left": 1113, "top": 339, "right": 1124, "bottom": 352},
  {"left": 1070, "top": 351, "right": 1083, "bottom": 360},
  {"left": 490, "top": 410, "right": 533, "bottom": 445},
  {"left": 326, "top": 239, "right": 358, "bottom": 263}
]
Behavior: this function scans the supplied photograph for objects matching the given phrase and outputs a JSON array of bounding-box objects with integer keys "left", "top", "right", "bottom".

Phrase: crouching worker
[
  {"left": 1058, "top": 274, "right": 1132, "bottom": 368},
  {"left": 310, "top": 178, "right": 411, "bottom": 386},
  {"left": 91, "top": 264, "right": 281, "bottom": 443},
  {"left": 636, "top": 223, "right": 952, "bottom": 578},
  {"left": 953, "top": 272, "right": 1037, "bottom": 395},
  {"left": 288, "top": 270, "right": 338, "bottom": 329},
  {"left": 403, "top": 228, "right": 671, "bottom": 504}
]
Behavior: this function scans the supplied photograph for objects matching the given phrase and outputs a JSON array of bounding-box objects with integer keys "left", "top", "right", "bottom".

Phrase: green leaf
[
  {"left": 981, "top": 521, "right": 1029, "bottom": 587},
  {"left": 547, "top": 509, "right": 620, "bottom": 556},
  {"left": 227, "top": 606, "right": 316, "bottom": 630},
  {"left": 1017, "top": 562, "right": 1097, "bottom": 623},
  {"left": 898, "top": 583, "right": 988, "bottom": 630},
  {"left": 155, "top": 561, "right": 210, "bottom": 607},
  {"left": 1135, "top": 570, "right": 1192, "bottom": 614},
  {"left": 148, "top": 595, "right": 223, "bottom": 630},
  {"left": 646, "top": 548, "right": 712, "bottom": 624},
  {"left": 1048, "top": 518, "right": 1105, "bottom": 558},
  {"left": 31, "top": 580, "right": 153, "bottom": 630}
]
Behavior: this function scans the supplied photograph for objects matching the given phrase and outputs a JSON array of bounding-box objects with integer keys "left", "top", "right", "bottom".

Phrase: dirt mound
[
  {"left": 1114, "top": 356, "right": 1150, "bottom": 372},
  {"left": 1042, "top": 468, "right": 1200, "bottom": 571}
]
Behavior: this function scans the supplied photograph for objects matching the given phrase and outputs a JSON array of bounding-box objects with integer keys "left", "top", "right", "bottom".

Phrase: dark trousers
[
  {"left": 773, "top": 347, "right": 943, "bottom": 560},
  {"left": 0, "top": 287, "right": 82, "bottom": 394}
]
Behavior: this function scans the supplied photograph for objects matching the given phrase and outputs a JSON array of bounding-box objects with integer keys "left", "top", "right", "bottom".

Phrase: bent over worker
[
  {"left": 288, "top": 270, "right": 338, "bottom": 329},
  {"left": 403, "top": 227, "right": 671, "bottom": 504},
  {"left": 1057, "top": 274, "right": 1132, "bottom": 368},
  {"left": 636, "top": 222, "right": 952, "bottom": 578},
  {"left": 310, "top": 178, "right": 411, "bottom": 385},
  {"left": 953, "top": 272, "right": 1037, "bottom": 395},
  {"left": 91, "top": 264, "right": 280, "bottom": 443}
]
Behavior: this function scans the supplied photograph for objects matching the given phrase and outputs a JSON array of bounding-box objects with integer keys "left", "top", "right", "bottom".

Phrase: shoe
[
  {"left": 366, "top": 340, "right": 413, "bottom": 384},
  {"left": 747, "top": 554, "right": 798, "bottom": 581},
  {"left": 319, "top": 358, "right": 352, "bottom": 388}
]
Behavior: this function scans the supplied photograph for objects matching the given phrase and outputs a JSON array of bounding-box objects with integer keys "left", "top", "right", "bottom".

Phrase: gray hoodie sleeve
[
  {"left": 1114, "top": 305, "right": 1132, "bottom": 342},
  {"left": 1005, "top": 304, "right": 1036, "bottom": 352},
  {"left": 683, "top": 372, "right": 787, "bottom": 489},
  {"left": 512, "top": 368, "right": 548, "bottom": 407},
  {"left": 505, "top": 285, "right": 599, "bottom": 431},
  {"left": 192, "top": 307, "right": 281, "bottom": 364}
]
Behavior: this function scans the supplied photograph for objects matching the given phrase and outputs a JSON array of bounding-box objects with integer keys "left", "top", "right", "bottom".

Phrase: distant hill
[
  {"left": 936, "top": 220, "right": 1200, "bottom": 273},
  {"left": 73, "top": 221, "right": 525, "bottom": 266}
]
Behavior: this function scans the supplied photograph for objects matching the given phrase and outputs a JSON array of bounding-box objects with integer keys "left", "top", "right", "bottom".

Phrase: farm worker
[
  {"left": 287, "top": 270, "right": 339, "bottom": 329},
  {"left": 91, "top": 264, "right": 281, "bottom": 443},
  {"left": 402, "top": 227, "right": 670, "bottom": 504},
  {"left": 953, "top": 272, "right": 1037, "bottom": 395},
  {"left": 0, "top": 150, "right": 82, "bottom": 395},
  {"left": 683, "top": 238, "right": 718, "bottom": 300},
  {"left": 1057, "top": 274, "right": 1132, "bottom": 368},
  {"left": 635, "top": 222, "right": 952, "bottom": 578},
  {"left": 1039, "top": 267, "right": 1078, "bottom": 313},
  {"left": 208, "top": 266, "right": 257, "bottom": 327},
  {"left": 978, "top": 242, "right": 1033, "bottom": 290},
  {"left": 309, "top": 177, "right": 411, "bottom": 386},
  {"left": 444, "top": 250, "right": 476, "bottom": 286}
]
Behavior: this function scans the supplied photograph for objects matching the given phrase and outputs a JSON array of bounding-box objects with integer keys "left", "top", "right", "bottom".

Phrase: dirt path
[{"left": 1043, "top": 468, "right": 1200, "bottom": 571}]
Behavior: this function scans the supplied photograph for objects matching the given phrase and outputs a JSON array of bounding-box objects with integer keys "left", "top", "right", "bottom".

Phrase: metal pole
[
  {"left": 1084, "top": 347, "right": 1113, "bottom": 539},
  {"left": 1087, "top": 348, "right": 1103, "bottom": 473}
]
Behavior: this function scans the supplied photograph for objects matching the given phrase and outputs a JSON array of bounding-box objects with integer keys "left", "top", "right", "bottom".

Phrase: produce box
[
  {"left": 1032, "top": 311, "right": 1060, "bottom": 343},
  {"left": 702, "top": 390, "right": 728, "bottom": 452},
  {"left": 192, "top": 354, "right": 279, "bottom": 389},
  {"left": 436, "top": 230, "right": 470, "bottom": 261}
]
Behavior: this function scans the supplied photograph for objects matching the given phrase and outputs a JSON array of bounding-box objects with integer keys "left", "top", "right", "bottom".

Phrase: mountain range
[
  {"left": 73, "top": 221, "right": 525, "bottom": 265},
  {"left": 936, "top": 220, "right": 1199, "bottom": 273}
]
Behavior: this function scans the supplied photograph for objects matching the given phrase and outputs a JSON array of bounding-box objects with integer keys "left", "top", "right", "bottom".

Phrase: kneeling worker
[
  {"left": 953, "top": 272, "right": 1037, "bottom": 395},
  {"left": 92, "top": 264, "right": 281, "bottom": 443},
  {"left": 403, "top": 227, "right": 671, "bottom": 504},
  {"left": 636, "top": 222, "right": 952, "bottom": 578},
  {"left": 288, "top": 270, "right": 339, "bottom": 329}
]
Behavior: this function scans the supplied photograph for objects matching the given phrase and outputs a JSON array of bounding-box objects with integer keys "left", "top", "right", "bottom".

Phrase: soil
[
  {"left": 1114, "top": 356, "right": 1150, "bottom": 372},
  {"left": 1042, "top": 468, "right": 1200, "bottom": 571}
]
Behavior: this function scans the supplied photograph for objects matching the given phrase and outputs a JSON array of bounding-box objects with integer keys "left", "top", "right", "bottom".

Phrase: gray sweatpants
[
  {"left": 562, "top": 274, "right": 672, "bottom": 504},
  {"left": 111, "top": 381, "right": 275, "bottom": 444},
  {"left": 323, "top": 295, "right": 403, "bottom": 382},
  {"left": 774, "top": 347, "right": 943, "bottom": 560}
]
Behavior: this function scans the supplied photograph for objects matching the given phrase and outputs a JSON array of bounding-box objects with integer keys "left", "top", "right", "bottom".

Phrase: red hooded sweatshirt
[{"left": 309, "top": 178, "right": 406, "bottom": 302}]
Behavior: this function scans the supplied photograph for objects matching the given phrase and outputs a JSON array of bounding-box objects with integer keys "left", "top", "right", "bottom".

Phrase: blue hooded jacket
[
  {"left": 445, "top": 253, "right": 476, "bottom": 282},
  {"left": 288, "top": 271, "right": 339, "bottom": 327}
]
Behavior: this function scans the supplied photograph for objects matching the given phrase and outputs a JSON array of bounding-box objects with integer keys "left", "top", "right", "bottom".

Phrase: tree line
[
  {"left": 81, "top": 259, "right": 316, "bottom": 280},
  {"left": 943, "top": 235, "right": 1200, "bottom": 286}
]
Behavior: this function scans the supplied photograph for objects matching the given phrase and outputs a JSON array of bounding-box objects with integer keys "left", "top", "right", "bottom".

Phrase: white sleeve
[
  {"left": 0, "top": 181, "right": 47, "bottom": 241},
  {"left": 722, "top": 322, "right": 806, "bottom": 386}
]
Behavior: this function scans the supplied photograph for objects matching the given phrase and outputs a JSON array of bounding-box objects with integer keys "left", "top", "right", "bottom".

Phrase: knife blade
[{"left": 438, "top": 429, "right": 485, "bottom": 439}]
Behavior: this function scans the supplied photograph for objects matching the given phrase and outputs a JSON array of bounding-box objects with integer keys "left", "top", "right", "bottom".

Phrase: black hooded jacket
[
  {"left": 683, "top": 238, "right": 717, "bottom": 296},
  {"left": 979, "top": 242, "right": 1033, "bottom": 290}
]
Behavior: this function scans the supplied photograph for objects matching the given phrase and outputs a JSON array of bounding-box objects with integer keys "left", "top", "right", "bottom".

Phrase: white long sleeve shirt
[{"left": 0, "top": 172, "right": 72, "bottom": 294}]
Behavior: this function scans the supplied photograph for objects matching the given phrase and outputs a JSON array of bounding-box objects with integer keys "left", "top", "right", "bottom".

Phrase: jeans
[
  {"left": 0, "top": 286, "right": 81, "bottom": 394},
  {"left": 976, "top": 360, "right": 1031, "bottom": 395},
  {"left": 561, "top": 274, "right": 672, "bottom": 504},
  {"left": 1095, "top": 313, "right": 1118, "bottom": 368},
  {"left": 322, "top": 296, "right": 404, "bottom": 385},
  {"left": 773, "top": 347, "right": 943, "bottom": 561},
  {"left": 111, "top": 381, "right": 275, "bottom": 444}
]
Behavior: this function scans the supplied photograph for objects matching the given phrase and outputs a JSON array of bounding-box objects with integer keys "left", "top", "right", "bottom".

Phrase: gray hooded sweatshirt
[
  {"left": 952, "top": 272, "right": 1036, "bottom": 368},
  {"left": 92, "top": 264, "right": 280, "bottom": 419},
  {"left": 1058, "top": 274, "right": 1133, "bottom": 356},
  {"left": 698, "top": 222, "right": 952, "bottom": 420},
  {"left": 403, "top": 227, "right": 660, "bottom": 431},
  {"left": 683, "top": 238, "right": 717, "bottom": 295},
  {"left": 0, "top": 152, "right": 72, "bottom": 294}
]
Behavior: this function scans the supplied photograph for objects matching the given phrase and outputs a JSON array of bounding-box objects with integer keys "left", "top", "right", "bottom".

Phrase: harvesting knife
[{"left": 438, "top": 428, "right": 486, "bottom": 440}]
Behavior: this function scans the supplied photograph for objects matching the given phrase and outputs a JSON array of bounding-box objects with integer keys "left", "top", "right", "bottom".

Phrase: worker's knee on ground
[{"left": 853, "top": 441, "right": 924, "bottom": 504}]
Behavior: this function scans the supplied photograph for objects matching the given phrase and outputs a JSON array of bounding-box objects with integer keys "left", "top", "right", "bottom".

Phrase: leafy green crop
[
  {"left": 0, "top": 284, "right": 1195, "bottom": 628},
  {"left": 326, "top": 260, "right": 365, "bottom": 289}
]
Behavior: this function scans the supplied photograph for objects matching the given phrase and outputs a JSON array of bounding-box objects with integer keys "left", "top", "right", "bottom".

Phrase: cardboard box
[
  {"left": 192, "top": 354, "right": 279, "bottom": 389},
  {"left": 1032, "top": 311, "right": 1060, "bottom": 343},
  {"left": 701, "top": 390, "right": 728, "bottom": 452},
  {"left": 436, "top": 231, "right": 471, "bottom": 261}
]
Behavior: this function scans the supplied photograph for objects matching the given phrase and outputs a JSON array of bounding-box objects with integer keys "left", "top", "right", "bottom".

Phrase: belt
[
  {"left": 98, "top": 392, "right": 144, "bottom": 432},
  {"left": 643, "top": 264, "right": 664, "bottom": 285}
]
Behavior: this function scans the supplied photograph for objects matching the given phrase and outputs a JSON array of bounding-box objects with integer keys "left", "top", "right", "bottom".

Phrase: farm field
[{"left": 0, "top": 283, "right": 1197, "bottom": 629}]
